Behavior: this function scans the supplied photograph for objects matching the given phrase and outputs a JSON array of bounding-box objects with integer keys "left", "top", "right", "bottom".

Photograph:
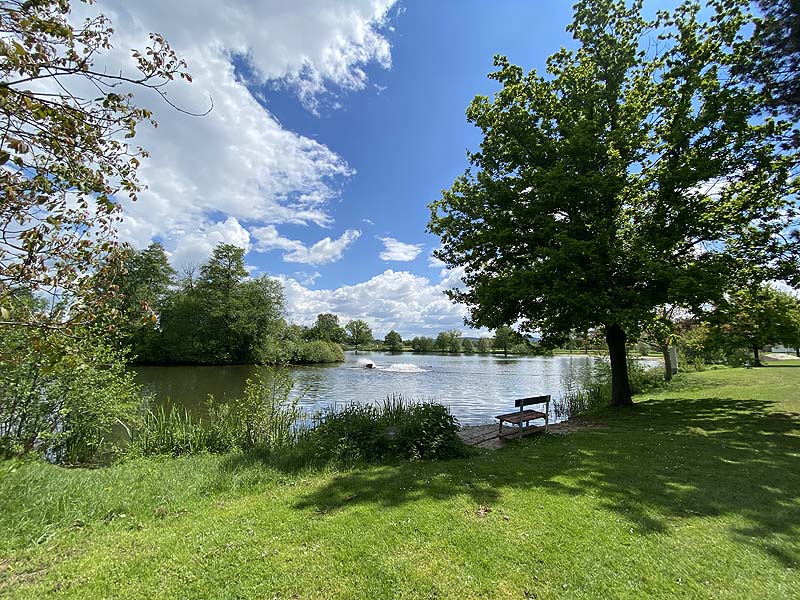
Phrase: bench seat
[
  {"left": 495, "top": 394, "right": 550, "bottom": 439},
  {"left": 496, "top": 409, "right": 547, "bottom": 425}
]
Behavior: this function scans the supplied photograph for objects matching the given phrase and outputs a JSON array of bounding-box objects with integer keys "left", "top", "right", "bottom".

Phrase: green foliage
[
  {"left": 384, "top": 330, "right": 403, "bottom": 352},
  {"left": 290, "top": 340, "right": 345, "bottom": 365},
  {"left": 114, "top": 242, "right": 176, "bottom": 359},
  {"left": 510, "top": 342, "right": 531, "bottom": 356},
  {"left": 306, "top": 314, "right": 346, "bottom": 344},
  {"left": 492, "top": 326, "right": 516, "bottom": 357},
  {"left": 435, "top": 329, "right": 462, "bottom": 353},
  {"left": 554, "top": 382, "right": 612, "bottom": 420},
  {"left": 749, "top": 0, "right": 800, "bottom": 127},
  {"left": 556, "top": 358, "right": 663, "bottom": 419},
  {"left": 461, "top": 338, "right": 475, "bottom": 354},
  {"left": 114, "top": 243, "right": 341, "bottom": 366},
  {"left": 428, "top": 0, "right": 799, "bottom": 407},
  {"left": 306, "top": 394, "right": 467, "bottom": 464},
  {"left": 1, "top": 314, "right": 140, "bottom": 464},
  {"left": 626, "top": 361, "right": 667, "bottom": 395},
  {"left": 124, "top": 405, "right": 223, "bottom": 458},
  {"left": 0, "top": 0, "right": 194, "bottom": 331},
  {"left": 476, "top": 337, "right": 492, "bottom": 353},
  {"left": 209, "top": 369, "right": 299, "bottom": 452},
  {"left": 706, "top": 285, "right": 800, "bottom": 364},
  {"left": 410, "top": 336, "right": 436, "bottom": 352},
  {"left": 345, "top": 319, "right": 373, "bottom": 351}
]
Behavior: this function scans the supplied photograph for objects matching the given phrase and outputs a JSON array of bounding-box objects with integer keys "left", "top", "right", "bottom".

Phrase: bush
[
  {"left": 510, "top": 343, "right": 531, "bottom": 355},
  {"left": 554, "top": 382, "right": 611, "bottom": 419},
  {"left": 1, "top": 322, "right": 140, "bottom": 464},
  {"left": 626, "top": 360, "right": 666, "bottom": 394},
  {"left": 306, "top": 394, "right": 467, "bottom": 464},
  {"left": 291, "top": 340, "right": 344, "bottom": 364}
]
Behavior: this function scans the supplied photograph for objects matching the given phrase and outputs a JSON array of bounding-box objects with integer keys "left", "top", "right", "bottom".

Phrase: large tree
[
  {"left": 307, "top": 313, "right": 346, "bottom": 344},
  {"left": 384, "top": 329, "right": 403, "bottom": 352},
  {"left": 115, "top": 242, "right": 175, "bottom": 356},
  {"left": 0, "top": 0, "right": 197, "bottom": 329},
  {"left": 345, "top": 319, "right": 373, "bottom": 351},
  {"left": 429, "top": 0, "right": 799, "bottom": 406}
]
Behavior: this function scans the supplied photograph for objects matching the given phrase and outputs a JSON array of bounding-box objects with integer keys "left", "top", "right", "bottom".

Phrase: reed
[{"left": 126, "top": 405, "right": 213, "bottom": 458}]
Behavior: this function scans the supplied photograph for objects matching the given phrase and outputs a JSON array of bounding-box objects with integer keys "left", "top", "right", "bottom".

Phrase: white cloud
[
  {"left": 428, "top": 248, "right": 446, "bottom": 268},
  {"left": 65, "top": 1, "right": 397, "bottom": 265},
  {"left": 166, "top": 217, "right": 251, "bottom": 270},
  {"left": 378, "top": 237, "right": 424, "bottom": 261},
  {"left": 252, "top": 225, "right": 361, "bottom": 265},
  {"left": 294, "top": 271, "right": 322, "bottom": 286},
  {"left": 279, "top": 267, "right": 476, "bottom": 337}
]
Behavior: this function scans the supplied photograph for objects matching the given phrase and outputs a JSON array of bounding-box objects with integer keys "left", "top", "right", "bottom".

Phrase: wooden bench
[{"left": 496, "top": 395, "right": 550, "bottom": 439}]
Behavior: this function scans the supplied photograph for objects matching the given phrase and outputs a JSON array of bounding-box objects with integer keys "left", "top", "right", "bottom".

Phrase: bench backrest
[{"left": 514, "top": 395, "right": 551, "bottom": 408}]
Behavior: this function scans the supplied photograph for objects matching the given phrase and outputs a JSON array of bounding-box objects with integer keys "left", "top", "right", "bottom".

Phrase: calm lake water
[{"left": 133, "top": 352, "right": 601, "bottom": 425}]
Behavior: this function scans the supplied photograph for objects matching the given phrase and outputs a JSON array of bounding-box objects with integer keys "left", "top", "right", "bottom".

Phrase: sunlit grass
[{"left": 1, "top": 365, "right": 798, "bottom": 599}]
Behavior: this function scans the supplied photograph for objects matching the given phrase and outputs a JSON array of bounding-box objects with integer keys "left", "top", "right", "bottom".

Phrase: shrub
[
  {"left": 626, "top": 360, "right": 666, "bottom": 394},
  {"left": 307, "top": 394, "right": 466, "bottom": 464},
  {"left": 554, "top": 382, "right": 611, "bottom": 419},
  {"left": 1, "top": 322, "right": 140, "bottom": 464},
  {"left": 292, "top": 340, "right": 344, "bottom": 364}
]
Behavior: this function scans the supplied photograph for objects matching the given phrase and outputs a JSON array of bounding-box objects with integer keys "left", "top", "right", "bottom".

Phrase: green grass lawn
[{"left": 2, "top": 365, "right": 799, "bottom": 599}]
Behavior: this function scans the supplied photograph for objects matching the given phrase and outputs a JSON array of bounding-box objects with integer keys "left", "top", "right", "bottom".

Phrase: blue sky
[
  {"left": 254, "top": 1, "right": 577, "bottom": 291},
  {"left": 93, "top": 0, "right": 672, "bottom": 337}
]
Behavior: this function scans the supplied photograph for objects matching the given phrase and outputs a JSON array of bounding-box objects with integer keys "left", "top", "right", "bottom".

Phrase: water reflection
[{"left": 133, "top": 352, "right": 613, "bottom": 425}]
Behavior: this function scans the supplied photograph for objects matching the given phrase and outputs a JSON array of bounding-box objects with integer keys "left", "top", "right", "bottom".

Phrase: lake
[{"left": 133, "top": 352, "right": 602, "bottom": 426}]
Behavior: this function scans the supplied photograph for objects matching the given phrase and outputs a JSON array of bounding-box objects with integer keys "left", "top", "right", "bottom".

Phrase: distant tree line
[{"left": 408, "top": 325, "right": 544, "bottom": 356}]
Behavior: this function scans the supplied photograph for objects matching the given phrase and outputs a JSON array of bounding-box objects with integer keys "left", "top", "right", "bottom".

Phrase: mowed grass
[{"left": 1, "top": 364, "right": 799, "bottom": 599}]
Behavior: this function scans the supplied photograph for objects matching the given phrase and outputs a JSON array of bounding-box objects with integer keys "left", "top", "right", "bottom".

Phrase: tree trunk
[
  {"left": 753, "top": 345, "right": 760, "bottom": 366},
  {"left": 606, "top": 323, "right": 633, "bottom": 406},
  {"left": 795, "top": 347, "right": 799, "bottom": 358},
  {"left": 661, "top": 344, "right": 673, "bottom": 383}
]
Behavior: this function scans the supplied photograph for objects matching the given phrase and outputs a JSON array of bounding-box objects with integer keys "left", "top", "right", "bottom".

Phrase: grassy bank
[{"left": 1, "top": 365, "right": 799, "bottom": 599}]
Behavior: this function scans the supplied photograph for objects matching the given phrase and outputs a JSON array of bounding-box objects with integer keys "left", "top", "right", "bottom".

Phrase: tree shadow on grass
[{"left": 277, "top": 395, "right": 800, "bottom": 567}]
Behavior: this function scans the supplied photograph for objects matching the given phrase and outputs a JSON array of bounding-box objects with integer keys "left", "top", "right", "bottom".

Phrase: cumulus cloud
[
  {"left": 428, "top": 248, "right": 446, "bottom": 268},
  {"left": 279, "top": 268, "right": 475, "bottom": 336},
  {"left": 378, "top": 237, "right": 424, "bottom": 261},
  {"left": 252, "top": 225, "right": 361, "bottom": 265},
  {"left": 293, "top": 271, "right": 322, "bottom": 286},
  {"left": 166, "top": 217, "right": 251, "bottom": 271},
  {"left": 66, "top": 0, "right": 397, "bottom": 267}
]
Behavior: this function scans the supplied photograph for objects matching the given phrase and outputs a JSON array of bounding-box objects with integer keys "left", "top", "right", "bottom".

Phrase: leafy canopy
[
  {"left": 429, "top": 0, "right": 799, "bottom": 403},
  {"left": 0, "top": 0, "right": 200, "bottom": 328}
]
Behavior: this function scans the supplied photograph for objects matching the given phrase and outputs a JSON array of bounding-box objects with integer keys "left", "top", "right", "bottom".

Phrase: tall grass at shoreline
[{"left": 554, "top": 358, "right": 665, "bottom": 419}]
